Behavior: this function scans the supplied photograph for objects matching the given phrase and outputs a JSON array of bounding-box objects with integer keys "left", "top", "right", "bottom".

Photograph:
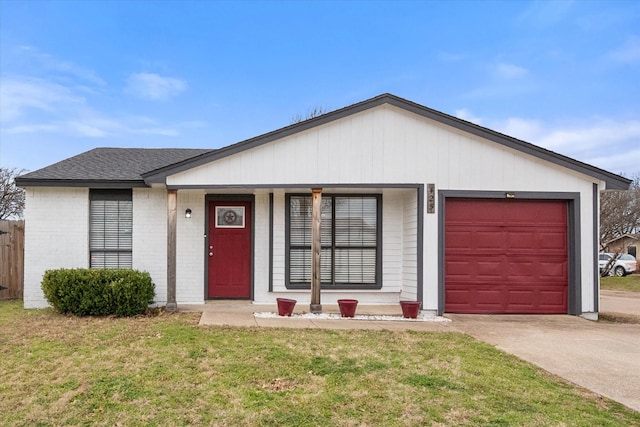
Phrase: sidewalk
[
  {"left": 601, "top": 289, "right": 640, "bottom": 315},
  {"left": 183, "top": 301, "right": 454, "bottom": 331}
]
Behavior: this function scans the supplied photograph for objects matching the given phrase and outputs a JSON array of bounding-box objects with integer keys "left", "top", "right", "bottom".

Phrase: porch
[{"left": 180, "top": 300, "right": 450, "bottom": 330}]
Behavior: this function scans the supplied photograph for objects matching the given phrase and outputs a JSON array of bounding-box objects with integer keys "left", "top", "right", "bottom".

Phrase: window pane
[
  {"left": 90, "top": 194, "right": 132, "bottom": 269},
  {"left": 90, "top": 251, "right": 132, "bottom": 269},
  {"left": 290, "top": 196, "right": 333, "bottom": 247},
  {"left": 335, "top": 196, "right": 377, "bottom": 247},
  {"left": 335, "top": 248, "right": 377, "bottom": 284},
  {"left": 289, "top": 196, "right": 311, "bottom": 246},
  {"left": 289, "top": 248, "right": 310, "bottom": 283},
  {"left": 289, "top": 248, "right": 331, "bottom": 284},
  {"left": 287, "top": 194, "right": 379, "bottom": 287}
]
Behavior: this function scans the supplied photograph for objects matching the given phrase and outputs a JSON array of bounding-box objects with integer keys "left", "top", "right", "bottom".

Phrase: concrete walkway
[{"left": 183, "top": 297, "right": 640, "bottom": 412}]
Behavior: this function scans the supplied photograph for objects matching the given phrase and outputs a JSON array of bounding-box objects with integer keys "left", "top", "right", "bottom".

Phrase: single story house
[
  {"left": 603, "top": 233, "right": 639, "bottom": 260},
  {"left": 16, "top": 94, "right": 631, "bottom": 318}
]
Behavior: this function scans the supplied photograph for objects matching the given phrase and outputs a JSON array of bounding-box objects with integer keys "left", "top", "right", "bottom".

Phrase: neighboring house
[
  {"left": 603, "top": 233, "right": 639, "bottom": 260},
  {"left": 16, "top": 94, "right": 631, "bottom": 318}
]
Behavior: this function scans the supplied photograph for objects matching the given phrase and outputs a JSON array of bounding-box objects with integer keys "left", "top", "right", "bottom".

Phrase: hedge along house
[{"left": 17, "top": 94, "right": 631, "bottom": 318}]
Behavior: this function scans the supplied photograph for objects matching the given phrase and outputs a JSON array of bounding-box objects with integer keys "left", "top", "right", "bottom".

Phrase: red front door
[{"left": 208, "top": 201, "right": 251, "bottom": 298}]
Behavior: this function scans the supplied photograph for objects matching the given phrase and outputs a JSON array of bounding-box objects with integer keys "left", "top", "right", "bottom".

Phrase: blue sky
[{"left": 1, "top": 0, "right": 639, "bottom": 177}]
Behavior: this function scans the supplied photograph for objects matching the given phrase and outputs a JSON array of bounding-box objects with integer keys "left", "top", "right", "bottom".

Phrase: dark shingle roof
[{"left": 16, "top": 148, "right": 213, "bottom": 188}]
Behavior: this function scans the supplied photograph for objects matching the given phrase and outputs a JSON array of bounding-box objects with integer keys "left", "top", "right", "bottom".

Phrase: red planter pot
[
  {"left": 337, "top": 299, "right": 359, "bottom": 318},
  {"left": 400, "top": 301, "right": 422, "bottom": 319},
  {"left": 276, "top": 298, "right": 297, "bottom": 316}
]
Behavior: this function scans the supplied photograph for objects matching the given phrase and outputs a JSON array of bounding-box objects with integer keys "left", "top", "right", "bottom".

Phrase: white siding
[
  {"left": 271, "top": 191, "right": 286, "bottom": 291},
  {"left": 580, "top": 189, "right": 598, "bottom": 313},
  {"left": 133, "top": 188, "right": 168, "bottom": 305},
  {"left": 175, "top": 191, "right": 205, "bottom": 304},
  {"left": 401, "top": 189, "right": 418, "bottom": 301},
  {"left": 168, "top": 104, "right": 599, "bottom": 312},
  {"left": 382, "top": 190, "right": 403, "bottom": 293},
  {"left": 23, "top": 187, "right": 89, "bottom": 308},
  {"left": 252, "top": 193, "right": 271, "bottom": 303},
  {"left": 167, "top": 105, "right": 598, "bottom": 195}
]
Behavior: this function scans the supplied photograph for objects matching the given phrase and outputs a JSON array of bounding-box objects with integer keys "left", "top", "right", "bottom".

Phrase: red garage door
[{"left": 445, "top": 199, "right": 568, "bottom": 314}]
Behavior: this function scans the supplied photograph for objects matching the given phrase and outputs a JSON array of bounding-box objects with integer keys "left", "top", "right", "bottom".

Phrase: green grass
[
  {"left": 1, "top": 300, "right": 638, "bottom": 426},
  {"left": 601, "top": 274, "right": 640, "bottom": 292}
]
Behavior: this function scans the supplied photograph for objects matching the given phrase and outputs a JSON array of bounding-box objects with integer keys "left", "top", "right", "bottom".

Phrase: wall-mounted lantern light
[{"left": 185, "top": 208, "right": 192, "bottom": 218}]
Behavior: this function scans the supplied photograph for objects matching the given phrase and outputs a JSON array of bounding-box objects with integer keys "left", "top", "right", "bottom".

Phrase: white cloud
[
  {"left": 492, "top": 116, "right": 640, "bottom": 176},
  {"left": 0, "top": 77, "right": 84, "bottom": 122},
  {"left": 536, "top": 119, "right": 640, "bottom": 153},
  {"left": 18, "top": 45, "right": 107, "bottom": 87},
  {"left": 455, "top": 109, "right": 483, "bottom": 125},
  {"left": 465, "top": 61, "right": 533, "bottom": 99},
  {"left": 518, "top": 0, "right": 575, "bottom": 27},
  {"left": 0, "top": 77, "right": 183, "bottom": 138},
  {"left": 494, "top": 62, "right": 528, "bottom": 79},
  {"left": 0, "top": 48, "right": 189, "bottom": 139},
  {"left": 494, "top": 117, "right": 544, "bottom": 141},
  {"left": 125, "top": 72, "right": 187, "bottom": 100},
  {"left": 607, "top": 35, "right": 640, "bottom": 63}
]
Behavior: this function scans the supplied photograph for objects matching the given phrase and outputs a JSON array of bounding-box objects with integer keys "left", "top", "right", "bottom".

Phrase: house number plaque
[{"left": 427, "top": 183, "right": 435, "bottom": 214}]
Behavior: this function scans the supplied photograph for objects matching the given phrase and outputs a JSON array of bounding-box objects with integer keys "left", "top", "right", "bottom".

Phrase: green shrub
[{"left": 41, "top": 269, "right": 155, "bottom": 316}]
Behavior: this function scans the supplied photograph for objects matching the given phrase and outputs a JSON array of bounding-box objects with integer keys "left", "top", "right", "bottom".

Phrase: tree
[
  {"left": 290, "top": 105, "right": 329, "bottom": 124},
  {"left": 0, "top": 167, "right": 26, "bottom": 220},
  {"left": 600, "top": 173, "right": 640, "bottom": 249}
]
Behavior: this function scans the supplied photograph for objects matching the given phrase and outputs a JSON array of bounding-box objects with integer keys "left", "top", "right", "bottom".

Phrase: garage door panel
[
  {"left": 476, "top": 231, "right": 506, "bottom": 250},
  {"left": 540, "top": 232, "right": 568, "bottom": 250},
  {"left": 446, "top": 260, "right": 472, "bottom": 277},
  {"left": 446, "top": 231, "right": 472, "bottom": 249},
  {"left": 476, "top": 260, "right": 504, "bottom": 277},
  {"left": 446, "top": 283, "right": 567, "bottom": 313},
  {"left": 446, "top": 202, "right": 500, "bottom": 223},
  {"left": 539, "top": 261, "right": 567, "bottom": 279},
  {"left": 507, "top": 261, "right": 536, "bottom": 280},
  {"left": 507, "top": 231, "right": 536, "bottom": 250},
  {"left": 445, "top": 199, "right": 568, "bottom": 314}
]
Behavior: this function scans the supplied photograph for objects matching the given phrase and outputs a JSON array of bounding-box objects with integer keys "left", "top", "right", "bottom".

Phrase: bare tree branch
[
  {"left": 290, "top": 105, "right": 329, "bottom": 124},
  {"left": 600, "top": 173, "right": 640, "bottom": 249},
  {"left": 0, "top": 167, "right": 26, "bottom": 220}
]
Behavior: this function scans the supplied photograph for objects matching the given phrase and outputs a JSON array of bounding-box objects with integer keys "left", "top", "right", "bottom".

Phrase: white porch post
[{"left": 310, "top": 188, "right": 322, "bottom": 313}]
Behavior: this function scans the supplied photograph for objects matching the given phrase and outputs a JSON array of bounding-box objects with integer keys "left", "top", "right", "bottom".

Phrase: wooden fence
[{"left": 0, "top": 220, "right": 24, "bottom": 300}]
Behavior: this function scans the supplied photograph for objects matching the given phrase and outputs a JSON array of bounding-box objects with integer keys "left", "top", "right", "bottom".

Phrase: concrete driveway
[{"left": 448, "top": 314, "right": 640, "bottom": 413}]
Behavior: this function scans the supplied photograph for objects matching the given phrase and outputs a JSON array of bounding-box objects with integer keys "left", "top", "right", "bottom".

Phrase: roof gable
[
  {"left": 604, "top": 233, "right": 640, "bottom": 245},
  {"left": 15, "top": 94, "right": 631, "bottom": 190},
  {"left": 143, "top": 94, "right": 631, "bottom": 190}
]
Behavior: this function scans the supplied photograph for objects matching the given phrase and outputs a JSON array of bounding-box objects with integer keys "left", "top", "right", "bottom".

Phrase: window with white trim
[
  {"left": 89, "top": 189, "right": 132, "bottom": 269},
  {"left": 286, "top": 194, "right": 380, "bottom": 289}
]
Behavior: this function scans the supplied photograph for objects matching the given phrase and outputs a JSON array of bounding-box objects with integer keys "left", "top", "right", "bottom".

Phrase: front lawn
[
  {"left": 601, "top": 273, "right": 640, "bottom": 292},
  {"left": 1, "top": 300, "right": 638, "bottom": 426}
]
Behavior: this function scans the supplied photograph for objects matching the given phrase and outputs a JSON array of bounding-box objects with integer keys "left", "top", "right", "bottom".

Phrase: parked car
[{"left": 598, "top": 253, "right": 638, "bottom": 276}]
